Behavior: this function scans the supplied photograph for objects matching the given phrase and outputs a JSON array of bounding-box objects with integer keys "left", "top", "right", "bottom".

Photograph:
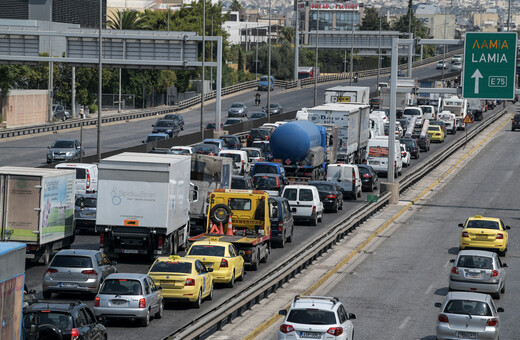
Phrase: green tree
[
  {"left": 107, "top": 10, "right": 144, "bottom": 30},
  {"left": 391, "top": 0, "right": 430, "bottom": 38},
  {"left": 280, "top": 27, "right": 294, "bottom": 43},
  {"left": 360, "top": 8, "right": 390, "bottom": 31},
  {"left": 230, "top": 0, "right": 243, "bottom": 12}
]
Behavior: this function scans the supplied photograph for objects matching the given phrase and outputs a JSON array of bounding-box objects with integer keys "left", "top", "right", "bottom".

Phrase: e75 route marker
[{"left": 463, "top": 32, "right": 517, "bottom": 100}]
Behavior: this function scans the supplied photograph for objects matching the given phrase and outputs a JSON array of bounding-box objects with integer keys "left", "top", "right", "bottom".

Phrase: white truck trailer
[
  {"left": 296, "top": 103, "right": 370, "bottom": 163},
  {"left": 380, "top": 78, "right": 416, "bottom": 114},
  {"left": 324, "top": 86, "right": 370, "bottom": 105},
  {"left": 442, "top": 96, "right": 468, "bottom": 130},
  {"left": 95, "top": 153, "right": 191, "bottom": 258},
  {"left": 0, "top": 167, "right": 76, "bottom": 264}
]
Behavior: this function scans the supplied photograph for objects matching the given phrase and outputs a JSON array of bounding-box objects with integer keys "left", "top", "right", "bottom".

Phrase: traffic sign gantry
[{"left": 463, "top": 32, "right": 517, "bottom": 100}]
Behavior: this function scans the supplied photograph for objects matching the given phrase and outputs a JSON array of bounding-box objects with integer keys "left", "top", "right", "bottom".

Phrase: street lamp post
[
  {"left": 314, "top": 7, "right": 319, "bottom": 106},
  {"left": 349, "top": 22, "right": 354, "bottom": 85},
  {"left": 376, "top": 11, "right": 382, "bottom": 93},
  {"left": 97, "top": 0, "right": 103, "bottom": 162},
  {"left": 293, "top": 0, "right": 299, "bottom": 81},
  {"left": 267, "top": 0, "right": 272, "bottom": 123},
  {"left": 201, "top": 0, "right": 206, "bottom": 139}
]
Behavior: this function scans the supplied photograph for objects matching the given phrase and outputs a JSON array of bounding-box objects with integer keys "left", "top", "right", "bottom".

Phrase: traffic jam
[{"left": 1, "top": 77, "right": 509, "bottom": 339}]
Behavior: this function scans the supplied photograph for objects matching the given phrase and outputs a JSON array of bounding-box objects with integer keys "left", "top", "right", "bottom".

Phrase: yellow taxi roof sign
[
  {"left": 473, "top": 215, "right": 482, "bottom": 219},
  {"left": 168, "top": 255, "right": 181, "bottom": 260},
  {"left": 209, "top": 237, "right": 220, "bottom": 242}
]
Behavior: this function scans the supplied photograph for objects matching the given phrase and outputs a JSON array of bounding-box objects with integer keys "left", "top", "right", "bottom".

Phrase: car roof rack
[{"left": 293, "top": 295, "right": 339, "bottom": 307}]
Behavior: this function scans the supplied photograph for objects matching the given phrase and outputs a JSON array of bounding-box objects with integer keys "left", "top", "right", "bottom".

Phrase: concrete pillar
[{"left": 380, "top": 182, "right": 400, "bottom": 204}]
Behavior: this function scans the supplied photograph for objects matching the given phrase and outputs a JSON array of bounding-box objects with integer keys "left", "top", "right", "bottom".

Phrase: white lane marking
[
  {"left": 444, "top": 260, "right": 452, "bottom": 268},
  {"left": 399, "top": 316, "right": 411, "bottom": 329},
  {"left": 424, "top": 284, "right": 434, "bottom": 295}
]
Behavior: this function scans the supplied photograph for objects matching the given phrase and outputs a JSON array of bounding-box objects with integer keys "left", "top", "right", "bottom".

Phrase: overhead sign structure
[{"left": 463, "top": 32, "right": 517, "bottom": 99}]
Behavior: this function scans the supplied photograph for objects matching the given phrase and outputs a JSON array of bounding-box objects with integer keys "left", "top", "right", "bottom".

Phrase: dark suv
[
  {"left": 23, "top": 301, "right": 107, "bottom": 340},
  {"left": 512, "top": 114, "right": 520, "bottom": 131},
  {"left": 246, "top": 128, "right": 271, "bottom": 147},
  {"left": 269, "top": 196, "right": 294, "bottom": 247}
]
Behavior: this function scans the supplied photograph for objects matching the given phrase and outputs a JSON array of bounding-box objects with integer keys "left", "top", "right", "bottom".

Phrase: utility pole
[
  {"left": 97, "top": 0, "right": 103, "bottom": 162},
  {"left": 349, "top": 23, "right": 354, "bottom": 85},
  {"left": 293, "top": 0, "right": 299, "bottom": 81},
  {"left": 201, "top": 0, "right": 206, "bottom": 140},
  {"left": 267, "top": 0, "right": 272, "bottom": 122},
  {"left": 377, "top": 11, "right": 382, "bottom": 93},
  {"left": 118, "top": 10, "right": 122, "bottom": 113},
  {"left": 314, "top": 7, "right": 319, "bottom": 106},
  {"left": 48, "top": 0, "right": 53, "bottom": 123},
  {"left": 442, "top": 9, "right": 446, "bottom": 82}
]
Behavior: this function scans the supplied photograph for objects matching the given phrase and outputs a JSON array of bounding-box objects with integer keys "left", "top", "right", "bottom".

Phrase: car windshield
[
  {"left": 231, "top": 177, "right": 248, "bottom": 189},
  {"left": 171, "top": 148, "right": 190, "bottom": 154},
  {"left": 253, "top": 176, "right": 280, "bottom": 190},
  {"left": 204, "top": 141, "right": 221, "bottom": 148},
  {"left": 51, "top": 255, "right": 92, "bottom": 268},
  {"left": 75, "top": 197, "right": 97, "bottom": 208},
  {"left": 260, "top": 76, "right": 268, "bottom": 81},
  {"left": 155, "top": 121, "right": 174, "bottom": 127},
  {"left": 252, "top": 142, "right": 270, "bottom": 152},
  {"left": 422, "top": 107, "right": 433, "bottom": 113},
  {"left": 251, "top": 129, "right": 269, "bottom": 138},
  {"left": 164, "top": 114, "right": 181, "bottom": 121},
  {"left": 146, "top": 135, "right": 167, "bottom": 142},
  {"left": 231, "top": 103, "right": 243, "bottom": 108},
  {"left": 100, "top": 279, "right": 142, "bottom": 295},
  {"left": 220, "top": 153, "right": 242, "bottom": 162},
  {"left": 221, "top": 137, "right": 237, "bottom": 144},
  {"left": 188, "top": 245, "right": 226, "bottom": 257},
  {"left": 51, "top": 141, "right": 75, "bottom": 148},
  {"left": 358, "top": 167, "right": 370, "bottom": 175},
  {"left": 254, "top": 164, "right": 278, "bottom": 174},
  {"left": 466, "top": 220, "right": 500, "bottom": 230},
  {"left": 245, "top": 150, "right": 261, "bottom": 157},
  {"left": 403, "top": 108, "right": 421, "bottom": 116},
  {"left": 193, "top": 145, "right": 216, "bottom": 153},
  {"left": 429, "top": 126, "right": 441, "bottom": 132},
  {"left": 228, "top": 198, "right": 251, "bottom": 211},
  {"left": 444, "top": 300, "right": 492, "bottom": 316},
  {"left": 457, "top": 255, "right": 493, "bottom": 269},
  {"left": 287, "top": 309, "right": 337, "bottom": 325},
  {"left": 312, "top": 183, "right": 333, "bottom": 191},
  {"left": 224, "top": 119, "right": 240, "bottom": 125},
  {"left": 270, "top": 104, "right": 279, "bottom": 108},
  {"left": 23, "top": 312, "right": 73, "bottom": 331},
  {"left": 150, "top": 261, "right": 192, "bottom": 273},
  {"left": 250, "top": 113, "right": 266, "bottom": 118},
  {"left": 401, "top": 140, "right": 414, "bottom": 148}
]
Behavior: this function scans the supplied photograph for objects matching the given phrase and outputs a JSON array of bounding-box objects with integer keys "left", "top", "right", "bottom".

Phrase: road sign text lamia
[{"left": 471, "top": 39, "right": 510, "bottom": 63}]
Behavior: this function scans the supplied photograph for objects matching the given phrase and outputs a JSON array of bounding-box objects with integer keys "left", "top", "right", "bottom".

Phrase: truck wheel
[
  {"left": 250, "top": 251, "right": 260, "bottom": 271},
  {"left": 42, "top": 248, "right": 51, "bottom": 266},
  {"left": 209, "top": 204, "right": 231, "bottom": 225}
]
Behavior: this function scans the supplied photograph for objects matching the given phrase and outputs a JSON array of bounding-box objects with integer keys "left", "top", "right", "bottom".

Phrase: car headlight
[
  {"left": 66, "top": 151, "right": 73, "bottom": 156},
  {"left": 166, "top": 129, "right": 172, "bottom": 133}
]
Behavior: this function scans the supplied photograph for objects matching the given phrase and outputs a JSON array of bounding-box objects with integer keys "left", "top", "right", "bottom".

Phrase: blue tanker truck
[{"left": 269, "top": 120, "right": 337, "bottom": 183}]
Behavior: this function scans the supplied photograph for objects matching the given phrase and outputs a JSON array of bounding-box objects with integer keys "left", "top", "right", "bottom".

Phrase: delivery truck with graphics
[
  {"left": 95, "top": 153, "right": 191, "bottom": 259},
  {"left": 0, "top": 167, "right": 76, "bottom": 265}
]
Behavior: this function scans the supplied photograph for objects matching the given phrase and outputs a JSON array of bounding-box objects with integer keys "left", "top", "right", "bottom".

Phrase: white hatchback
[
  {"left": 279, "top": 296, "right": 356, "bottom": 340},
  {"left": 282, "top": 185, "right": 323, "bottom": 226}
]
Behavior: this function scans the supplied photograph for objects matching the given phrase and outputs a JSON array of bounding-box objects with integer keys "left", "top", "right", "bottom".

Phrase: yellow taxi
[
  {"left": 186, "top": 240, "right": 245, "bottom": 287},
  {"left": 147, "top": 255, "right": 213, "bottom": 308},
  {"left": 459, "top": 215, "right": 510, "bottom": 255},
  {"left": 427, "top": 125, "right": 445, "bottom": 142}
]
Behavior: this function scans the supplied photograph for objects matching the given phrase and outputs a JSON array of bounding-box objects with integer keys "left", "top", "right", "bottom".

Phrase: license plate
[
  {"left": 111, "top": 300, "right": 128, "bottom": 306},
  {"left": 161, "top": 281, "right": 176, "bottom": 286},
  {"left": 59, "top": 282, "right": 77, "bottom": 288},
  {"left": 457, "top": 331, "right": 477, "bottom": 338},
  {"left": 476, "top": 234, "right": 488, "bottom": 238},
  {"left": 300, "top": 331, "right": 321, "bottom": 339},
  {"left": 465, "top": 272, "right": 481, "bottom": 279},
  {"left": 123, "top": 249, "right": 139, "bottom": 254}
]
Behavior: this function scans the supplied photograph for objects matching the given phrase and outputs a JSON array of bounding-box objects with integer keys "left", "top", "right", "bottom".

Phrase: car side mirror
[
  {"left": 157, "top": 285, "right": 163, "bottom": 290},
  {"left": 208, "top": 268, "right": 214, "bottom": 272},
  {"left": 239, "top": 250, "right": 245, "bottom": 256},
  {"left": 449, "top": 259, "right": 455, "bottom": 263},
  {"left": 505, "top": 226, "right": 511, "bottom": 230},
  {"left": 348, "top": 313, "right": 356, "bottom": 320},
  {"left": 28, "top": 289, "right": 36, "bottom": 294},
  {"left": 497, "top": 307, "right": 504, "bottom": 313},
  {"left": 111, "top": 261, "right": 117, "bottom": 266},
  {"left": 434, "top": 302, "right": 442, "bottom": 308},
  {"left": 502, "top": 263, "right": 508, "bottom": 267},
  {"left": 98, "top": 316, "right": 107, "bottom": 325},
  {"left": 278, "top": 309, "right": 287, "bottom": 316},
  {"left": 458, "top": 223, "right": 464, "bottom": 227},
  {"left": 47, "top": 146, "right": 50, "bottom": 149}
]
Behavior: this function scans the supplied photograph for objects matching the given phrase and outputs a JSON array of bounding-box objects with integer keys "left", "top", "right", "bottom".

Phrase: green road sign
[{"left": 463, "top": 32, "right": 517, "bottom": 99}]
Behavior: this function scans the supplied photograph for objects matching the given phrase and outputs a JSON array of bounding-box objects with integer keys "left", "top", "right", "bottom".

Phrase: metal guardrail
[
  {"left": 167, "top": 104, "right": 508, "bottom": 340},
  {"left": 1, "top": 49, "right": 462, "bottom": 139}
]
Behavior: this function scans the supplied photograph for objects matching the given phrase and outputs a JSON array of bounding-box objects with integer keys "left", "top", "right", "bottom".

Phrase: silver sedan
[
  {"left": 435, "top": 292, "right": 503, "bottom": 340},
  {"left": 449, "top": 250, "right": 507, "bottom": 299}
]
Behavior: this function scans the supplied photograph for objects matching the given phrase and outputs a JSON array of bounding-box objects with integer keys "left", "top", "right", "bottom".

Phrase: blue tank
[{"left": 270, "top": 121, "right": 326, "bottom": 163}]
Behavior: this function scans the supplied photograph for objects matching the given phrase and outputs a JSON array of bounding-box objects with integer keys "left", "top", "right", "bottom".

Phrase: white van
[
  {"left": 437, "top": 111, "right": 457, "bottom": 134},
  {"left": 366, "top": 136, "right": 403, "bottom": 177},
  {"left": 218, "top": 150, "right": 250, "bottom": 175},
  {"left": 55, "top": 163, "right": 98, "bottom": 195},
  {"left": 282, "top": 185, "right": 324, "bottom": 226},
  {"left": 326, "top": 164, "right": 361, "bottom": 200},
  {"left": 403, "top": 106, "right": 424, "bottom": 126},
  {"left": 419, "top": 105, "right": 436, "bottom": 121}
]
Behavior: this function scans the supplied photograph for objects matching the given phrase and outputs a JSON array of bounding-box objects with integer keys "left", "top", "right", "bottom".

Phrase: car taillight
[
  {"left": 100, "top": 233, "right": 105, "bottom": 246},
  {"left": 496, "top": 233, "right": 503, "bottom": 239},
  {"left": 158, "top": 235, "right": 163, "bottom": 248},
  {"left": 247, "top": 135, "right": 251, "bottom": 139},
  {"left": 491, "top": 270, "right": 499, "bottom": 277},
  {"left": 185, "top": 278, "right": 196, "bottom": 286},
  {"left": 362, "top": 174, "right": 372, "bottom": 178},
  {"left": 326, "top": 194, "right": 336, "bottom": 199},
  {"left": 401, "top": 152, "right": 406, "bottom": 156},
  {"left": 265, "top": 136, "right": 270, "bottom": 140},
  {"left": 312, "top": 206, "right": 316, "bottom": 213},
  {"left": 438, "top": 314, "right": 449, "bottom": 323},
  {"left": 81, "top": 270, "right": 98, "bottom": 276},
  {"left": 45, "top": 268, "right": 58, "bottom": 274},
  {"left": 279, "top": 324, "right": 295, "bottom": 334},
  {"left": 487, "top": 318, "right": 498, "bottom": 326},
  {"left": 278, "top": 221, "right": 284, "bottom": 231},
  {"left": 326, "top": 327, "right": 343, "bottom": 336},
  {"left": 220, "top": 258, "right": 229, "bottom": 268},
  {"left": 71, "top": 328, "right": 80, "bottom": 340},
  {"left": 85, "top": 170, "right": 91, "bottom": 190},
  {"left": 451, "top": 267, "right": 459, "bottom": 274},
  {"left": 94, "top": 297, "right": 100, "bottom": 307},
  {"left": 139, "top": 298, "right": 146, "bottom": 308}
]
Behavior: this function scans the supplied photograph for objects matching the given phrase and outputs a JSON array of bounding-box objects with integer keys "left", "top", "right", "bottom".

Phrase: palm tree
[
  {"left": 280, "top": 27, "right": 294, "bottom": 43},
  {"left": 107, "top": 10, "right": 144, "bottom": 30},
  {"left": 230, "top": 0, "right": 243, "bottom": 12}
]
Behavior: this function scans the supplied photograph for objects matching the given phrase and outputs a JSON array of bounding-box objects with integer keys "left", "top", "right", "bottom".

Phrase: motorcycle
[{"left": 255, "top": 97, "right": 261, "bottom": 106}]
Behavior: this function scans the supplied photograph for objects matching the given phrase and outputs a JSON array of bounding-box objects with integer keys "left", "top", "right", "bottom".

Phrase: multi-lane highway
[
  {"left": 0, "top": 61, "right": 447, "bottom": 168},
  {"left": 22, "top": 101, "right": 506, "bottom": 339}
]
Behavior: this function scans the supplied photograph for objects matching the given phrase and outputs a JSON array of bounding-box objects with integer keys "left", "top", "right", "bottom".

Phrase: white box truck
[
  {"left": 296, "top": 103, "right": 370, "bottom": 163},
  {"left": 95, "top": 153, "right": 191, "bottom": 258},
  {"left": 324, "top": 86, "right": 370, "bottom": 105},
  {"left": 442, "top": 96, "right": 468, "bottom": 130},
  {"left": 0, "top": 167, "right": 76, "bottom": 264},
  {"left": 366, "top": 136, "right": 403, "bottom": 177}
]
